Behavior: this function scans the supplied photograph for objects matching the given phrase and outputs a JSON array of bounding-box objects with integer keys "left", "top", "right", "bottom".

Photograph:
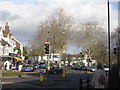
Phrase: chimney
[
  {"left": 4, "top": 21, "right": 10, "bottom": 37},
  {"left": 5, "top": 21, "right": 9, "bottom": 28}
]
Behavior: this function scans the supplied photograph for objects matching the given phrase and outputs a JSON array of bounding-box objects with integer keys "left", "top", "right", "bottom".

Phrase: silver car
[
  {"left": 88, "top": 66, "right": 97, "bottom": 72},
  {"left": 103, "top": 65, "right": 109, "bottom": 72}
]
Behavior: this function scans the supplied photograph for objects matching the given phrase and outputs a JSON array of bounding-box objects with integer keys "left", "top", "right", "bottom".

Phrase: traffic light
[
  {"left": 113, "top": 47, "right": 116, "bottom": 54},
  {"left": 44, "top": 42, "right": 50, "bottom": 55}
]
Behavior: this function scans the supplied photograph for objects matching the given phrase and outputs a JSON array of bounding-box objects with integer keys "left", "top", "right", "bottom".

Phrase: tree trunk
[{"left": 58, "top": 49, "right": 62, "bottom": 67}]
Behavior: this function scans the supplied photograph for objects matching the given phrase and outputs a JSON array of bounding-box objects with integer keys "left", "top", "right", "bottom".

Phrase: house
[{"left": 0, "top": 22, "right": 24, "bottom": 70}]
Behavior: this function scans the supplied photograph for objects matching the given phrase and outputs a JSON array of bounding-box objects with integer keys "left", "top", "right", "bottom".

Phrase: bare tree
[
  {"left": 32, "top": 8, "right": 74, "bottom": 67},
  {"left": 73, "top": 22, "right": 108, "bottom": 64}
]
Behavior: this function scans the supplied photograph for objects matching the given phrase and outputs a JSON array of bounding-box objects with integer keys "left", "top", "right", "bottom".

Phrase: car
[
  {"left": 71, "top": 65, "right": 78, "bottom": 69},
  {"left": 89, "top": 66, "right": 97, "bottom": 72},
  {"left": 103, "top": 65, "right": 109, "bottom": 72},
  {"left": 81, "top": 65, "right": 87, "bottom": 71},
  {"left": 33, "top": 64, "right": 39, "bottom": 71},
  {"left": 22, "top": 65, "right": 33, "bottom": 72},
  {"left": 71, "top": 65, "right": 76, "bottom": 69},
  {"left": 76, "top": 65, "right": 82, "bottom": 70},
  {"left": 49, "top": 66, "right": 63, "bottom": 74},
  {"left": 39, "top": 63, "right": 46, "bottom": 69}
]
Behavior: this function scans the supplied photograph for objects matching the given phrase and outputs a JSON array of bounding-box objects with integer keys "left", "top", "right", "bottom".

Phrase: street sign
[
  {"left": 39, "top": 71, "right": 44, "bottom": 82},
  {"left": 62, "top": 69, "right": 66, "bottom": 78}
]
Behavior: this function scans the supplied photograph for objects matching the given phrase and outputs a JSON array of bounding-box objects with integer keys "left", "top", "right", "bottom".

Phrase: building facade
[{"left": 0, "top": 22, "right": 24, "bottom": 70}]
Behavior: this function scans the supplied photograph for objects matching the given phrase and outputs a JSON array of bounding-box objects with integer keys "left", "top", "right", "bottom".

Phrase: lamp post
[
  {"left": 107, "top": 0, "right": 111, "bottom": 72},
  {"left": 58, "top": 31, "right": 65, "bottom": 67},
  {"left": 53, "top": 30, "right": 55, "bottom": 63}
]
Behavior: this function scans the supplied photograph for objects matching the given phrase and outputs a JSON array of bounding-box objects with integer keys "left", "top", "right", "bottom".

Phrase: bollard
[
  {"left": 87, "top": 77, "right": 89, "bottom": 89},
  {"left": 79, "top": 78, "right": 82, "bottom": 90},
  {"left": 39, "top": 70, "right": 44, "bottom": 83},
  {"left": 62, "top": 69, "right": 66, "bottom": 78}
]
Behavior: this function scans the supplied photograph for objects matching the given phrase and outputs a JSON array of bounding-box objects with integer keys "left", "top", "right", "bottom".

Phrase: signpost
[{"left": 39, "top": 70, "right": 44, "bottom": 83}]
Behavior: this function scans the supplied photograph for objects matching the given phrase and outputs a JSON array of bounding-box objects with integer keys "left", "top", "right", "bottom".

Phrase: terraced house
[{"left": 0, "top": 22, "right": 24, "bottom": 70}]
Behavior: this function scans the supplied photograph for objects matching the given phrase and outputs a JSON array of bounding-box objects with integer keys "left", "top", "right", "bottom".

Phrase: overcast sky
[{"left": 0, "top": 0, "right": 119, "bottom": 54}]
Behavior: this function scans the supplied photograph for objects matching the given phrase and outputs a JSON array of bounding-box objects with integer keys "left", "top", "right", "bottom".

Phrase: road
[{"left": 2, "top": 67, "right": 93, "bottom": 90}]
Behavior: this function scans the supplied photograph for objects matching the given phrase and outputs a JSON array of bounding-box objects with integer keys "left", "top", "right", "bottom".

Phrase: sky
[{"left": 0, "top": 0, "right": 119, "bottom": 54}]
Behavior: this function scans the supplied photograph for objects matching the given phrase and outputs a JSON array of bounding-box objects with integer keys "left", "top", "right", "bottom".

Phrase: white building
[
  {"left": 0, "top": 27, "right": 3, "bottom": 56},
  {"left": 49, "top": 53, "right": 59, "bottom": 62},
  {"left": 0, "top": 22, "right": 24, "bottom": 70},
  {"left": 28, "top": 53, "right": 60, "bottom": 64},
  {"left": 82, "top": 59, "right": 97, "bottom": 66}
]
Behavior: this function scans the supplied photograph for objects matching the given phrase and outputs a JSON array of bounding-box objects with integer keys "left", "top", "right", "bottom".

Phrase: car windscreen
[
  {"left": 104, "top": 66, "right": 109, "bottom": 68},
  {"left": 23, "top": 65, "right": 31, "bottom": 67},
  {"left": 91, "top": 66, "right": 96, "bottom": 68}
]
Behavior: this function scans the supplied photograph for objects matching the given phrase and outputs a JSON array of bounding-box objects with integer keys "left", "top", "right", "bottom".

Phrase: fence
[{"left": 79, "top": 76, "right": 92, "bottom": 89}]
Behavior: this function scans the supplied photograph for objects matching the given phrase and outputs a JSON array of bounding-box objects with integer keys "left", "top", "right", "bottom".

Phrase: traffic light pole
[{"left": 47, "top": 55, "right": 50, "bottom": 81}]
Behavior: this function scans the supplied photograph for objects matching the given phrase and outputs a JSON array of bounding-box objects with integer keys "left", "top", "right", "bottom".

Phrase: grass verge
[{"left": 2, "top": 70, "right": 25, "bottom": 77}]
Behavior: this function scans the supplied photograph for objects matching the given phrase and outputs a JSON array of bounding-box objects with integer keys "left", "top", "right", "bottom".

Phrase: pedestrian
[
  {"left": 91, "top": 63, "right": 107, "bottom": 89},
  {"left": 108, "top": 64, "right": 119, "bottom": 88},
  {"left": 5, "top": 63, "right": 7, "bottom": 70}
]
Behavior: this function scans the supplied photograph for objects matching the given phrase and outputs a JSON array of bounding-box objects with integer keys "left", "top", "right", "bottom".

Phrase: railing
[{"left": 79, "top": 77, "right": 92, "bottom": 89}]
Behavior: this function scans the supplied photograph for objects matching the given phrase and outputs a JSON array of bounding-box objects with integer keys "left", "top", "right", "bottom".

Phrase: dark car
[
  {"left": 33, "top": 64, "right": 39, "bottom": 71},
  {"left": 76, "top": 65, "right": 82, "bottom": 70},
  {"left": 49, "top": 66, "right": 63, "bottom": 74},
  {"left": 22, "top": 65, "right": 33, "bottom": 72},
  {"left": 81, "top": 65, "right": 87, "bottom": 71},
  {"left": 39, "top": 63, "right": 46, "bottom": 69}
]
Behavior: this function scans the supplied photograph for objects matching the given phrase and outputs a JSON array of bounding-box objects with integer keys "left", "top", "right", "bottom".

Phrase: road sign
[
  {"left": 39, "top": 71, "right": 44, "bottom": 82},
  {"left": 62, "top": 69, "right": 66, "bottom": 78}
]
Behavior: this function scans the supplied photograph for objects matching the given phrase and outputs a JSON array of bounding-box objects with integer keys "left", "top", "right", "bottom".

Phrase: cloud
[
  {"left": 0, "top": 10, "right": 20, "bottom": 21},
  {"left": 0, "top": 1, "right": 118, "bottom": 45}
]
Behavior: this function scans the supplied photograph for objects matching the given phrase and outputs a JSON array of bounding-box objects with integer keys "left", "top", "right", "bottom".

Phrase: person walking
[{"left": 91, "top": 63, "right": 107, "bottom": 89}]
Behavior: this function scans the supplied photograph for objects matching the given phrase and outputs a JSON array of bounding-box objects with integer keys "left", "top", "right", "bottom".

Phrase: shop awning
[
  {"left": 17, "top": 59, "right": 24, "bottom": 61},
  {"left": 13, "top": 57, "right": 22, "bottom": 60},
  {"left": 13, "top": 57, "right": 24, "bottom": 61}
]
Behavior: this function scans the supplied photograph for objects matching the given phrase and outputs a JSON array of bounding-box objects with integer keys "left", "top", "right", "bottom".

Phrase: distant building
[
  {"left": 28, "top": 53, "right": 60, "bottom": 64},
  {"left": 82, "top": 59, "right": 97, "bottom": 66}
]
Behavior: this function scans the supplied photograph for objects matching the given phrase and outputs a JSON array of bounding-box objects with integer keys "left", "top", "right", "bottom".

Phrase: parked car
[
  {"left": 49, "top": 66, "right": 63, "bottom": 74},
  {"left": 81, "top": 65, "right": 87, "bottom": 71},
  {"left": 103, "top": 65, "right": 109, "bottom": 72},
  {"left": 33, "top": 64, "right": 39, "bottom": 71},
  {"left": 88, "top": 66, "right": 97, "bottom": 72},
  {"left": 76, "top": 65, "right": 82, "bottom": 70},
  {"left": 71, "top": 65, "right": 78, "bottom": 69},
  {"left": 22, "top": 64, "right": 33, "bottom": 72},
  {"left": 39, "top": 63, "right": 46, "bottom": 69}
]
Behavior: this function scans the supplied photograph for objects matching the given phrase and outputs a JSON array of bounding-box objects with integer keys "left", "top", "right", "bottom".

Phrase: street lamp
[
  {"left": 107, "top": 0, "right": 111, "bottom": 72},
  {"left": 58, "top": 31, "right": 65, "bottom": 67}
]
